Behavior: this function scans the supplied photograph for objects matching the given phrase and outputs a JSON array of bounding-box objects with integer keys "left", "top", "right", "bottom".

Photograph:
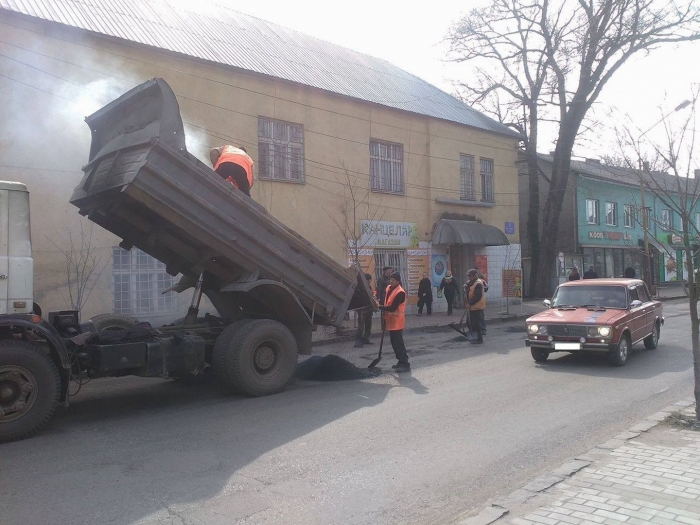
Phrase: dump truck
[{"left": 0, "top": 78, "right": 374, "bottom": 443}]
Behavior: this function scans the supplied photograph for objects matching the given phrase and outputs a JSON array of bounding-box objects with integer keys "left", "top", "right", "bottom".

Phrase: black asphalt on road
[{"left": 1, "top": 299, "right": 694, "bottom": 525}]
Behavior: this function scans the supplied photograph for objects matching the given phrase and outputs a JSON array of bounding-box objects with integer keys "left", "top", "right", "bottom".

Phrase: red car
[{"left": 525, "top": 279, "right": 664, "bottom": 366}]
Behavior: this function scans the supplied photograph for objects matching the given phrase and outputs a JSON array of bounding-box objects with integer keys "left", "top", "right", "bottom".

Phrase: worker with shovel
[{"left": 372, "top": 271, "right": 410, "bottom": 372}]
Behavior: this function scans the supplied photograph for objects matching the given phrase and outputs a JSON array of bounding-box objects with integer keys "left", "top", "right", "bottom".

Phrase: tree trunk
[
  {"left": 526, "top": 104, "right": 541, "bottom": 298},
  {"left": 532, "top": 124, "right": 578, "bottom": 297}
]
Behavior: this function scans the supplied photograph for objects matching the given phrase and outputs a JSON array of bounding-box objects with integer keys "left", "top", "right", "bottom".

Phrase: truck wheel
[
  {"left": 609, "top": 334, "right": 630, "bottom": 366},
  {"left": 531, "top": 348, "right": 550, "bottom": 363},
  {"left": 90, "top": 314, "right": 139, "bottom": 331},
  {"left": 214, "top": 319, "right": 298, "bottom": 397},
  {"left": 644, "top": 324, "right": 659, "bottom": 350},
  {"left": 0, "top": 340, "right": 61, "bottom": 443},
  {"left": 212, "top": 319, "right": 253, "bottom": 392}
]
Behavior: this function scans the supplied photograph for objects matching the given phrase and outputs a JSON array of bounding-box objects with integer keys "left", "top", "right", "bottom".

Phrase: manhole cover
[{"left": 295, "top": 355, "right": 381, "bottom": 381}]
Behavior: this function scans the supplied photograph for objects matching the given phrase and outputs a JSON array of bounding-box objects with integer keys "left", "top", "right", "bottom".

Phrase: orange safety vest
[
  {"left": 383, "top": 284, "right": 406, "bottom": 331},
  {"left": 467, "top": 279, "right": 486, "bottom": 311},
  {"left": 214, "top": 146, "right": 254, "bottom": 190}
]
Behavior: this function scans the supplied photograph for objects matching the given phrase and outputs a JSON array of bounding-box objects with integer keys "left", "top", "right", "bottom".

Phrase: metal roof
[{"left": 0, "top": 0, "right": 520, "bottom": 138}]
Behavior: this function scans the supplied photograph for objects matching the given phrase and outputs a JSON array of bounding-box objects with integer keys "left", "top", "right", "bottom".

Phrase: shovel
[
  {"left": 368, "top": 327, "right": 385, "bottom": 369},
  {"left": 448, "top": 308, "right": 470, "bottom": 337}
]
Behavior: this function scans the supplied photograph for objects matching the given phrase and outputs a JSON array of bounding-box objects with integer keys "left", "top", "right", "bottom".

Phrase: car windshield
[{"left": 551, "top": 285, "right": 628, "bottom": 309}]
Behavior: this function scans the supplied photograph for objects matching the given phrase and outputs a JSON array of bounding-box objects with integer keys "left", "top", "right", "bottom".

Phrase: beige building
[{"left": 0, "top": 0, "right": 521, "bottom": 323}]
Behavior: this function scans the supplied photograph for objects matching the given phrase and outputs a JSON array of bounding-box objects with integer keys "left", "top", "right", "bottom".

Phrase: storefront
[{"left": 579, "top": 229, "right": 650, "bottom": 280}]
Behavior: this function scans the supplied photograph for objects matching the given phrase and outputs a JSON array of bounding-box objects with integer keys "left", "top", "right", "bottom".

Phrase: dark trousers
[
  {"left": 216, "top": 163, "right": 251, "bottom": 196},
  {"left": 361, "top": 310, "right": 373, "bottom": 341},
  {"left": 445, "top": 293, "right": 455, "bottom": 315},
  {"left": 469, "top": 309, "right": 484, "bottom": 341},
  {"left": 417, "top": 297, "right": 432, "bottom": 315},
  {"left": 389, "top": 329, "right": 409, "bottom": 365}
]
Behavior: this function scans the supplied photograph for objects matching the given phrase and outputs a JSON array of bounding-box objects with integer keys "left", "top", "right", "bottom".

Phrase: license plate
[{"left": 555, "top": 342, "right": 581, "bottom": 351}]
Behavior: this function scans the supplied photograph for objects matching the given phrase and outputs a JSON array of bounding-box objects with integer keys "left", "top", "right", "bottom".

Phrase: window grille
[
  {"left": 258, "top": 117, "right": 305, "bottom": 182},
  {"left": 373, "top": 250, "right": 407, "bottom": 291},
  {"left": 460, "top": 154, "right": 475, "bottom": 200},
  {"left": 112, "top": 247, "right": 177, "bottom": 315},
  {"left": 480, "top": 158, "right": 494, "bottom": 202},
  {"left": 606, "top": 202, "right": 618, "bottom": 226},
  {"left": 370, "top": 140, "right": 404, "bottom": 194},
  {"left": 586, "top": 199, "right": 599, "bottom": 225}
]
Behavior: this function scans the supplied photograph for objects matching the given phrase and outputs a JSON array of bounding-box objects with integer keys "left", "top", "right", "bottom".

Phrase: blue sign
[
  {"left": 505, "top": 221, "right": 515, "bottom": 235},
  {"left": 431, "top": 255, "right": 447, "bottom": 287}
]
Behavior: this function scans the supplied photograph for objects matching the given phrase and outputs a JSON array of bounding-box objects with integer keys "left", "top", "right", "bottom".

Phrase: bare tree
[
  {"left": 448, "top": 0, "right": 700, "bottom": 297},
  {"left": 616, "top": 92, "right": 700, "bottom": 418},
  {"left": 49, "top": 223, "right": 108, "bottom": 319}
]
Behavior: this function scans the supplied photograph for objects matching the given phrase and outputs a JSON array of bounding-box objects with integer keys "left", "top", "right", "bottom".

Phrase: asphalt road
[{"left": 1, "top": 300, "right": 694, "bottom": 525}]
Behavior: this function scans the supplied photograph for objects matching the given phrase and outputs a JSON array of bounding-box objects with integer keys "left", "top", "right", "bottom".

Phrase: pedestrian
[
  {"left": 374, "top": 271, "right": 410, "bottom": 372},
  {"left": 583, "top": 265, "right": 598, "bottom": 279},
  {"left": 357, "top": 273, "right": 374, "bottom": 345},
  {"left": 624, "top": 266, "right": 636, "bottom": 278},
  {"left": 439, "top": 270, "right": 459, "bottom": 315},
  {"left": 464, "top": 269, "right": 486, "bottom": 344},
  {"left": 209, "top": 145, "right": 254, "bottom": 197},
  {"left": 568, "top": 266, "right": 581, "bottom": 281},
  {"left": 417, "top": 272, "right": 433, "bottom": 315}
]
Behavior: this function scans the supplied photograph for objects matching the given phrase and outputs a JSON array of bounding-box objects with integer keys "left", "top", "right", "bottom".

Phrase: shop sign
[
  {"left": 360, "top": 220, "right": 418, "bottom": 248},
  {"left": 668, "top": 234, "right": 683, "bottom": 245},
  {"left": 588, "top": 231, "right": 632, "bottom": 241}
]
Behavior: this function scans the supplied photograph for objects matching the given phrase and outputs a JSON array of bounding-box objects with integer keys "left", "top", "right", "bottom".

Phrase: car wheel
[
  {"left": 644, "top": 324, "right": 659, "bottom": 350},
  {"left": 609, "top": 334, "right": 630, "bottom": 366},
  {"left": 531, "top": 348, "right": 549, "bottom": 363}
]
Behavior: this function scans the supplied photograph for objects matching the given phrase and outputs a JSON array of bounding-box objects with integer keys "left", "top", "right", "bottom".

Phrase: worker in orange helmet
[{"left": 209, "top": 145, "right": 254, "bottom": 197}]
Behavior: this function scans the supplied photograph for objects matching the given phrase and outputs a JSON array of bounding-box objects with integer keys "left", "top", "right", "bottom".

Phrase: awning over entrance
[{"left": 432, "top": 220, "right": 510, "bottom": 246}]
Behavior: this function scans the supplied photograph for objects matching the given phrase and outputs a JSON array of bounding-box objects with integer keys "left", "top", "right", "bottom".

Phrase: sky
[{"left": 217, "top": 0, "right": 700, "bottom": 160}]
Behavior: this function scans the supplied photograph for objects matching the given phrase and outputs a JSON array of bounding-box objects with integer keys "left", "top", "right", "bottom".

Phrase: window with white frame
[
  {"left": 624, "top": 204, "right": 635, "bottom": 228},
  {"left": 606, "top": 202, "right": 618, "bottom": 226},
  {"left": 661, "top": 209, "right": 672, "bottom": 231},
  {"left": 370, "top": 140, "right": 404, "bottom": 193},
  {"left": 480, "top": 158, "right": 494, "bottom": 202},
  {"left": 258, "top": 117, "right": 304, "bottom": 182},
  {"left": 695, "top": 212, "right": 700, "bottom": 234},
  {"left": 112, "top": 248, "right": 177, "bottom": 315},
  {"left": 460, "top": 154, "right": 475, "bottom": 200},
  {"left": 586, "top": 199, "right": 599, "bottom": 224}
]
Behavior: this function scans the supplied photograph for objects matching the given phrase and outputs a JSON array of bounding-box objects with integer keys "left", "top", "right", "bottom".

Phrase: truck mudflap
[{"left": 70, "top": 78, "right": 374, "bottom": 327}]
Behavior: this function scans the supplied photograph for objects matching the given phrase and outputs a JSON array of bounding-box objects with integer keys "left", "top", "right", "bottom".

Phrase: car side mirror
[
  {"left": 543, "top": 299, "right": 551, "bottom": 308},
  {"left": 629, "top": 300, "right": 642, "bottom": 309}
]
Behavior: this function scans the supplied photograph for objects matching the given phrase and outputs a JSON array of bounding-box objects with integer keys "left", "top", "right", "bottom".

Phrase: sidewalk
[
  {"left": 456, "top": 398, "right": 700, "bottom": 525},
  {"left": 312, "top": 289, "right": 688, "bottom": 346}
]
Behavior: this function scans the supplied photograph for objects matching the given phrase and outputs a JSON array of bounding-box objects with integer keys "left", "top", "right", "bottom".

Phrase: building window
[
  {"left": 695, "top": 212, "right": 700, "bottom": 233},
  {"left": 606, "top": 202, "right": 618, "bottom": 226},
  {"left": 370, "top": 140, "right": 404, "bottom": 193},
  {"left": 112, "top": 248, "right": 177, "bottom": 315},
  {"left": 661, "top": 209, "right": 672, "bottom": 231},
  {"left": 480, "top": 158, "right": 494, "bottom": 202},
  {"left": 586, "top": 199, "right": 599, "bottom": 224},
  {"left": 624, "top": 204, "right": 635, "bottom": 228},
  {"left": 460, "top": 154, "right": 475, "bottom": 200},
  {"left": 258, "top": 117, "right": 305, "bottom": 182}
]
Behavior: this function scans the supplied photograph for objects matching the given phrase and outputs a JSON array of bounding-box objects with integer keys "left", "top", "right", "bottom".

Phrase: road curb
[{"left": 449, "top": 396, "right": 696, "bottom": 525}]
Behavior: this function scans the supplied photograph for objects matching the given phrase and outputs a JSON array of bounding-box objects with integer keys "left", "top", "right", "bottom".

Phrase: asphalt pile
[{"left": 294, "top": 355, "right": 382, "bottom": 381}]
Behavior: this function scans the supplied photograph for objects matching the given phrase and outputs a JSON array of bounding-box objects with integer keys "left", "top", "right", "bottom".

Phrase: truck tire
[
  {"left": 214, "top": 319, "right": 298, "bottom": 397},
  {"left": 0, "top": 340, "right": 61, "bottom": 443},
  {"left": 609, "top": 334, "right": 630, "bottom": 366},
  {"left": 90, "top": 314, "right": 139, "bottom": 331},
  {"left": 212, "top": 319, "right": 253, "bottom": 392}
]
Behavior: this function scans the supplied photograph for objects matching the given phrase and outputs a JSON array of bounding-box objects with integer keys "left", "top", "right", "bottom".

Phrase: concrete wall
[{"left": 0, "top": 11, "right": 519, "bottom": 321}]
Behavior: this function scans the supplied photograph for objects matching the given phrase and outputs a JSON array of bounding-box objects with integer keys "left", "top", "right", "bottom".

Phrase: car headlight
[
  {"left": 587, "top": 327, "right": 598, "bottom": 337},
  {"left": 528, "top": 324, "right": 539, "bottom": 334},
  {"left": 538, "top": 325, "right": 548, "bottom": 335},
  {"left": 598, "top": 326, "right": 611, "bottom": 337}
]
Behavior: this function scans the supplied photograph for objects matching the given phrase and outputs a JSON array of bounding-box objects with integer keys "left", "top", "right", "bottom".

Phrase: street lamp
[{"left": 638, "top": 99, "right": 692, "bottom": 294}]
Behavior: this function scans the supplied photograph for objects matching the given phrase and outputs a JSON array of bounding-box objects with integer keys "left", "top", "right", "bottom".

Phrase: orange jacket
[
  {"left": 213, "top": 146, "right": 254, "bottom": 190},
  {"left": 467, "top": 279, "right": 486, "bottom": 311},
  {"left": 383, "top": 284, "right": 406, "bottom": 331}
]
